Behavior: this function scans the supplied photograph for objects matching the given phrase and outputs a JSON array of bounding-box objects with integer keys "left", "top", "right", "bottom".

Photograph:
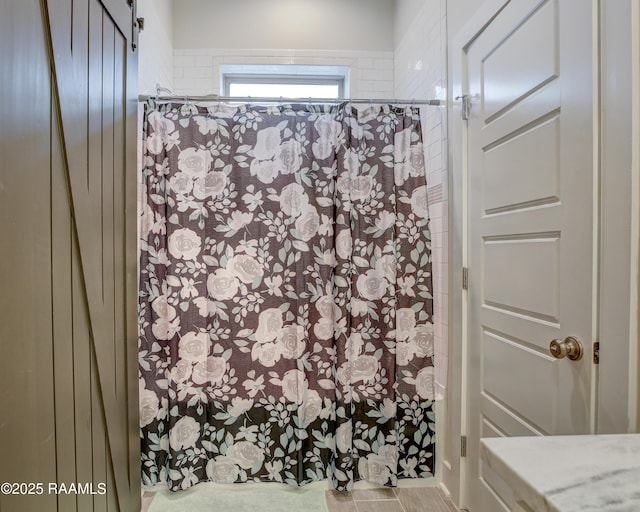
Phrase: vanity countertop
[{"left": 481, "top": 434, "right": 640, "bottom": 512}]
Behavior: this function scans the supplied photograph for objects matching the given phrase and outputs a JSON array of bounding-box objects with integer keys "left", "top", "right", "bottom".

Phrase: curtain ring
[{"left": 184, "top": 95, "right": 195, "bottom": 117}]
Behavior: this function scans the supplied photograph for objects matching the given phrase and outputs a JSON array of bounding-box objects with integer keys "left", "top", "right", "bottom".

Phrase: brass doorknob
[{"left": 549, "top": 336, "right": 583, "bottom": 361}]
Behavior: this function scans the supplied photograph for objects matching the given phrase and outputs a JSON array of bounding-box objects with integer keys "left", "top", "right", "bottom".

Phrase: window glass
[{"left": 228, "top": 82, "right": 341, "bottom": 98}]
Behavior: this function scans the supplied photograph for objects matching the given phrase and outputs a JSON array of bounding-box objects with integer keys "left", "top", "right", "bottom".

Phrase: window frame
[{"left": 222, "top": 73, "right": 346, "bottom": 99}]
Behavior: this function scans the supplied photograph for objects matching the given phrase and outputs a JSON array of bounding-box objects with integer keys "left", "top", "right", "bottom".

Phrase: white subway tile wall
[
  {"left": 172, "top": 49, "right": 395, "bottom": 98},
  {"left": 394, "top": 0, "right": 448, "bottom": 397},
  {"left": 137, "top": 0, "right": 173, "bottom": 94},
  {"left": 172, "top": 6, "right": 448, "bottom": 395}
]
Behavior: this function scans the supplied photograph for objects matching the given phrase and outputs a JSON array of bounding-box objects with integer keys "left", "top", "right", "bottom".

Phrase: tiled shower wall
[
  {"left": 394, "top": 0, "right": 448, "bottom": 397},
  {"left": 171, "top": 8, "right": 449, "bottom": 395},
  {"left": 137, "top": 0, "right": 174, "bottom": 95},
  {"left": 172, "top": 49, "right": 394, "bottom": 98}
]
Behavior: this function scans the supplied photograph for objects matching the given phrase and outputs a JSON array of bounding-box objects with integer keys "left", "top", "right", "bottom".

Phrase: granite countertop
[{"left": 481, "top": 434, "right": 640, "bottom": 512}]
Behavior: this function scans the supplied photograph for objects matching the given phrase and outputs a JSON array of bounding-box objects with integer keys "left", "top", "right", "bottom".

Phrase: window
[{"left": 220, "top": 65, "right": 349, "bottom": 99}]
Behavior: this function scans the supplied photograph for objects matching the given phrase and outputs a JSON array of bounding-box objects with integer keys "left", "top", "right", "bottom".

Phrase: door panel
[
  {"left": 482, "top": 0, "right": 559, "bottom": 122},
  {"left": 483, "top": 117, "right": 560, "bottom": 214},
  {"left": 483, "top": 235, "right": 560, "bottom": 322},
  {"left": 482, "top": 329, "right": 558, "bottom": 433},
  {"left": 0, "top": 0, "right": 139, "bottom": 510},
  {"left": 465, "top": 0, "right": 595, "bottom": 510},
  {"left": 44, "top": 0, "right": 140, "bottom": 507}
]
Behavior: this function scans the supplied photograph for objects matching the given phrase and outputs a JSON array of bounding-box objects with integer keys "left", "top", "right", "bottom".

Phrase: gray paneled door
[
  {"left": 0, "top": 0, "right": 139, "bottom": 511},
  {"left": 464, "top": 0, "right": 596, "bottom": 510}
]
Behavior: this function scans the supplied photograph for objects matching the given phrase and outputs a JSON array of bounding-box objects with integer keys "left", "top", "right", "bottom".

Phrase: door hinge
[
  {"left": 456, "top": 95, "right": 471, "bottom": 120},
  {"left": 461, "top": 436, "right": 467, "bottom": 457},
  {"left": 131, "top": 0, "right": 140, "bottom": 51},
  {"left": 462, "top": 267, "right": 469, "bottom": 290},
  {"left": 593, "top": 341, "right": 599, "bottom": 365}
]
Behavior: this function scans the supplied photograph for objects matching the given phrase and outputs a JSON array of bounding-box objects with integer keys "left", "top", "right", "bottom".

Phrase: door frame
[
  {"left": 597, "top": 0, "right": 638, "bottom": 434},
  {"left": 445, "top": 0, "right": 512, "bottom": 505},
  {"left": 631, "top": 0, "right": 640, "bottom": 431},
  {"left": 445, "top": 0, "right": 640, "bottom": 508}
]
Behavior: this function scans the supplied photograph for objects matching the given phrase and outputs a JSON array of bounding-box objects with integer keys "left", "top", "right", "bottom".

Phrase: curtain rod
[{"left": 138, "top": 94, "right": 443, "bottom": 106}]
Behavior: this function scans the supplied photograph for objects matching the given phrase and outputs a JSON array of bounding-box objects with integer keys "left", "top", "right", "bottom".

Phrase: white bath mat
[{"left": 147, "top": 485, "right": 329, "bottom": 512}]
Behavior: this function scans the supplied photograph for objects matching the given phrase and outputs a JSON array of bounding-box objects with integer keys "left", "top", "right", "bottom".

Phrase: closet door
[
  {"left": 463, "top": 0, "right": 596, "bottom": 510},
  {"left": 0, "top": 0, "right": 140, "bottom": 510}
]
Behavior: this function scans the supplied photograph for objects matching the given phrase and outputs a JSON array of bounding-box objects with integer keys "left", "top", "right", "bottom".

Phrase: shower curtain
[{"left": 138, "top": 101, "right": 435, "bottom": 491}]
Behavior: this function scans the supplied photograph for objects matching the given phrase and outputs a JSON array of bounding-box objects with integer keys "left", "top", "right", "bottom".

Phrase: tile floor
[
  {"left": 142, "top": 486, "right": 460, "bottom": 512},
  {"left": 325, "top": 487, "right": 459, "bottom": 512}
]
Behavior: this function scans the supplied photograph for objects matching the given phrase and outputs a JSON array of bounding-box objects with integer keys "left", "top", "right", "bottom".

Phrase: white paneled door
[{"left": 464, "top": 0, "right": 596, "bottom": 510}]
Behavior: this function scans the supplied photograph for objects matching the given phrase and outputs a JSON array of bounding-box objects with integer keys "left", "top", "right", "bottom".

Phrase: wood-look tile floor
[{"left": 325, "top": 487, "right": 460, "bottom": 512}]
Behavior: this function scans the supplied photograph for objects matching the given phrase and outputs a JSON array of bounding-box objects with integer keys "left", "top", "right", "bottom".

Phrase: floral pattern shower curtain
[{"left": 139, "top": 101, "right": 435, "bottom": 491}]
